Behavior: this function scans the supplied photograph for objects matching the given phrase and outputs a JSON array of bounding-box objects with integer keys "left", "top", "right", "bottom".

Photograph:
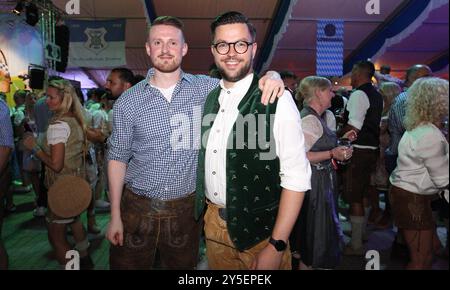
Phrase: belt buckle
[{"left": 218, "top": 208, "right": 227, "bottom": 221}]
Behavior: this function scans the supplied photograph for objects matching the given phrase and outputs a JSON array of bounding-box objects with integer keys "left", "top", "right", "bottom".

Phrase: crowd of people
[{"left": 0, "top": 11, "right": 448, "bottom": 271}]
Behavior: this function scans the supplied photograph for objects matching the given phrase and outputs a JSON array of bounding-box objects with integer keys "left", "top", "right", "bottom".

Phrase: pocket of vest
[{"left": 251, "top": 200, "right": 279, "bottom": 214}]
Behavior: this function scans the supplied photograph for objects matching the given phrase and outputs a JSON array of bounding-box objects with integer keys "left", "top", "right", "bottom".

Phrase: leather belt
[
  {"left": 218, "top": 207, "right": 227, "bottom": 221},
  {"left": 206, "top": 198, "right": 227, "bottom": 221}
]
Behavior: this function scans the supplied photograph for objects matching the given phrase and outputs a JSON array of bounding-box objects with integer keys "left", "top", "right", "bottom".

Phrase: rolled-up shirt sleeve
[
  {"left": 107, "top": 99, "right": 134, "bottom": 164},
  {"left": 273, "top": 92, "right": 312, "bottom": 192},
  {"left": 346, "top": 90, "right": 370, "bottom": 130}
]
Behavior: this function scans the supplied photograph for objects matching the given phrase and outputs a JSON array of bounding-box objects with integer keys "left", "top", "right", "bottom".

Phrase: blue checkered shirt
[
  {"left": 386, "top": 91, "right": 407, "bottom": 156},
  {"left": 0, "top": 98, "right": 14, "bottom": 148},
  {"left": 107, "top": 69, "right": 219, "bottom": 200}
]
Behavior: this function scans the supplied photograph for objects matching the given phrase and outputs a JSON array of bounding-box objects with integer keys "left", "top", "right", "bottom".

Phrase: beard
[
  {"left": 152, "top": 55, "right": 181, "bottom": 73},
  {"left": 217, "top": 57, "right": 252, "bottom": 83}
]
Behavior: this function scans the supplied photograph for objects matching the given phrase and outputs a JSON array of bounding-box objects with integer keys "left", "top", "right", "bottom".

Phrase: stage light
[{"left": 12, "top": 1, "right": 24, "bottom": 15}]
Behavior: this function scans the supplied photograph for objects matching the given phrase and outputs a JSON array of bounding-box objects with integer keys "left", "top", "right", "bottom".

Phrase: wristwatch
[{"left": 268, "top": 237, "right": 287, "bottom": 252}]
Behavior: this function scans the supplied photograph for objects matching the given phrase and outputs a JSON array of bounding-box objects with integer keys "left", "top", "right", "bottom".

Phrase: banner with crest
[{"left": 66, "top": 19, "right": 126, "bottom": 68}]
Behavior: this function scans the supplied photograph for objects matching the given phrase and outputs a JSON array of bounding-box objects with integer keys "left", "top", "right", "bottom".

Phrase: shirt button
[
  {"left": 221, "top": 109, "right": 225, "bottom": 113},
  {"left": 227, "top": 91, "right": 231, "bottom": 94},
  {"left": 216, "top": 129, "right": 220, "bottom": 133},
  {"left": 214, "top": 192, "right": 218, "bottom": 196},
  {"left": 213, "top": 150, "right": 217, "bottom": 153},
  {"left": 212, "top": 171, "right": 216, "bottom": 175}
]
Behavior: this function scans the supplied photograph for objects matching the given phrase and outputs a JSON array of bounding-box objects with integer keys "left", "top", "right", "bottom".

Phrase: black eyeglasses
[{"left": 212, "top": 41, "right": 254, "bottom": 55}]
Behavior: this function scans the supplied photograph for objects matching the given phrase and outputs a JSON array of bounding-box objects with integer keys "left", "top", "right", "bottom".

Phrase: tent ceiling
[{"left": 1, "top": 0, "right": 448, "bottom": 88}]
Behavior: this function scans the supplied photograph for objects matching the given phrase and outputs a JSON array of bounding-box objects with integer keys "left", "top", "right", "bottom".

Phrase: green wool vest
[{"left": 195, "top": 74, "right": 281, "bottom": 251}]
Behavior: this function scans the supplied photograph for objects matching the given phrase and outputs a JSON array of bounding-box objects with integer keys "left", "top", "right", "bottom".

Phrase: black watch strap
[{"left": 269, "top": 237, "right": 287, "bottom": 252}]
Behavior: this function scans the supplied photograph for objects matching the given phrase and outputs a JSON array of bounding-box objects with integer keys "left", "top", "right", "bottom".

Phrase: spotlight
[{"left": 12, "top": 1, "right": 24, "bottom": 15}]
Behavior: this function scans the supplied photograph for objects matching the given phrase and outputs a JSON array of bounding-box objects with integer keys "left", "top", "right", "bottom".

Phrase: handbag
[{"left": 47, "top": 131, "right": 92, "bottom": 218}]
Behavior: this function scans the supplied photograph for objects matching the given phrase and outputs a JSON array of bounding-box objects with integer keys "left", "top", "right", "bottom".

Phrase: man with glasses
[
  {"left": 107, "top": 16, "right": 284, "bottom": 270},
  {"left": 194, "top": 11, "right": 311, "bottom": 270}
]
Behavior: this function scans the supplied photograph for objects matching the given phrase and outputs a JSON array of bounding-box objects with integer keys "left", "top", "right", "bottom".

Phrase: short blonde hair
[
  {"left": 296, "top": 76, "right": 331, "bottom": 105},
  {"left": 379, "top": 82, "right": 401, "bottom": 116},
  {"left": 404, "top": 77, "right": 449, "bottom": 131}
]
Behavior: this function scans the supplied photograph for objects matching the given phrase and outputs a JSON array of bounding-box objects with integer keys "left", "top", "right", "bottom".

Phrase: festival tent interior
[
  {"left": 0, "top": 0, "right": 448, "bottom": 271},
  {"left": 0, "top": 0, "right": 448, "bottom": 93}
]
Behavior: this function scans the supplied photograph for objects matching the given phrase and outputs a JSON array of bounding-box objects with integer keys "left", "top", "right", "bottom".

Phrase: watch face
[{"left": 270, "top": 238, "right": 287, "bottom": 251}]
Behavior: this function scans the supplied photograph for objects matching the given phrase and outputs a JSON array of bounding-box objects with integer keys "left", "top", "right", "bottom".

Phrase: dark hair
[
  {"left": 280, "top": 71, "right": 297, "bottom": 80},
  {"left": 380, "top": 65, "right": 391, "bottom": 74},
  {"left": 405, "top": 64, "right": 431, "bottom": 86},
  {"left": 211, "top": 11, "right": 256, "bottom": 42},
  {"left": 111, "top": 68, "right": 135, "bottom": 85},
  {"left": 133, "top": 74, "right": 145, "bottom": 85},
  {"left": 353, "top": 60, "right": 375, "bottom": 79},
  {"left": 89, "top": 88, "right": 107, "bottom": 99},
  {"left": 87, "top": 88, "right": 95, "bottom": 99},
  {"left": 13, "top": 89, "right": 28, "bottom": 101}
]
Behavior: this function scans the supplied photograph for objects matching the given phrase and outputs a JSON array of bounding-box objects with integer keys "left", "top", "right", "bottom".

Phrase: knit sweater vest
[{"left": 195, "top": 74, "right": 281, "bottom": 251}]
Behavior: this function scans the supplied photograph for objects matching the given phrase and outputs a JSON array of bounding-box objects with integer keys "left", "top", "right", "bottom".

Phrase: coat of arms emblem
[{"left": 84, "top": 27, "right": 108, "bottom": 54}]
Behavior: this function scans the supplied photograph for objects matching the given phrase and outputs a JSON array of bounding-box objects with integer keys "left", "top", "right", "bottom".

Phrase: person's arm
[
  {"left": 106, "top": 160, "right": 127, "bottom": 246},
  {"left": 23, "top": 122, "right": 68, "bottom": 173},
  {"left": 258, "top": 71, "right": 284, "bottom": 105},
  {"left": 374, "top": 72, "right": 404, "bottom": 86},
  {"left": 418, "top": 128, "right": 449, "bottom": 189},
  {"left": 251, "top": 188, "right": 304, "bottom": 270},
  {"left": 32, "top": 143, "right": 64, "bottom": 173},
  {"left": 0, "top": 106, "right": 14, "bottom": 172},
  {"left": 86, "top": 127, "right": 107, "bottom": 144},
  {"left": 386, "top": 97, "right": 405, "bottom": 155},
  {"left": 307, "top": 147, "right": 349, "bottom": 164},
  {"left": 0, "top": 146, "right": 12, "bottom": 174},
  {"left": 203, "top": 71, "right": 285, "bottom": 105},
  {"left": 252, "top": 92, "right": 311, "bottom": 269},
  {"left": 106, "top": 97, "right": 134, "bottom": 246},
  {"left": 302, "top": 114, "right": 350, "bottom": 164}
]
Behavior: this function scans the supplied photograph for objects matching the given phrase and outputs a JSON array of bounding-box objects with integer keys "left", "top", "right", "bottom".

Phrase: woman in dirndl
[
  {"left": 295, "top": 76, "right": 356, "bottom": 269},
  {"left": 24, "top": 79, "right": 93, "bottom": 269}
]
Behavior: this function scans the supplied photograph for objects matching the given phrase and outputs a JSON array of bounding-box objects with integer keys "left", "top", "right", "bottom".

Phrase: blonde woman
[
  {"left": 23, "top": 79, "right": 93, "bottom": 269},
  {"left": 389, "top": 77, "right": 449, "bottom": 269},
  {"left": 368, "top": 82, "right": 401, "bottom": 227},
  {"left": 294, "top": 76, "right": 356, "bottom": 269}
]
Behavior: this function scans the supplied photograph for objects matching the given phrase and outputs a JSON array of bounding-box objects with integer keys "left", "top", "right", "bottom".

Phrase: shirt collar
[
  {"left": 219, "top": 73, "right": 254, "bottom": 94},
  {"left": 144, "top": 68, "right": 194, "bottom": 89}
]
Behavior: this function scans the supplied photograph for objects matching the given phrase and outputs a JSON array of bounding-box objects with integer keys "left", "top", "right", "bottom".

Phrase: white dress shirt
[
  {"left": 390, "top": 124, "right": 449, "bottom": 195},
  {"left": 205, "top": 74, "right": 311, "bottom": 207}
]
